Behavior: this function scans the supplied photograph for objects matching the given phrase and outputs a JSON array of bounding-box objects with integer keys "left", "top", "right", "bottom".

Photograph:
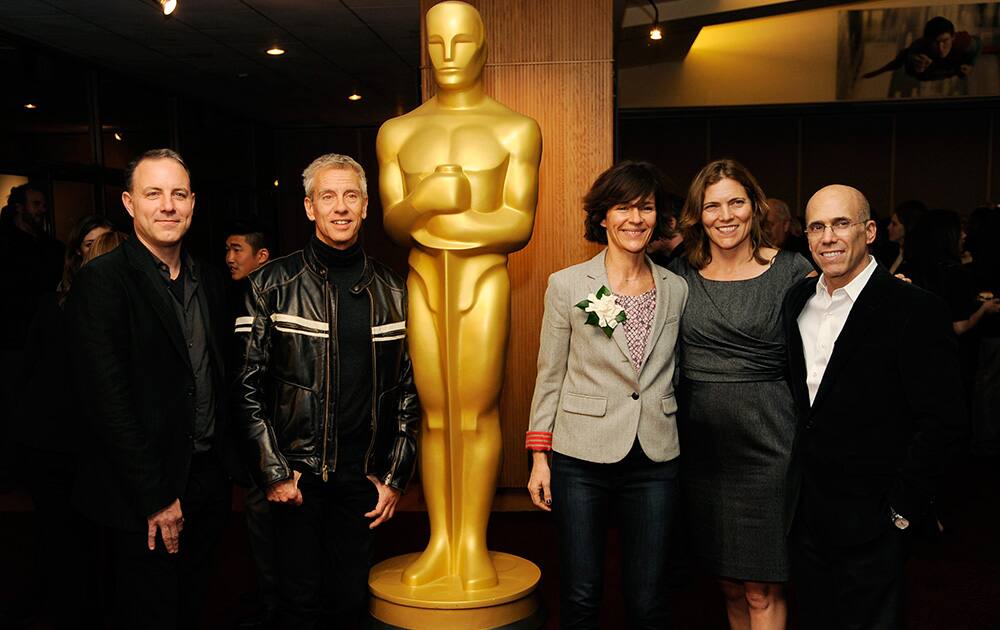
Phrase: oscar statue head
[{"left": 426, "top": 1, "right": 486, "bottom": 91}]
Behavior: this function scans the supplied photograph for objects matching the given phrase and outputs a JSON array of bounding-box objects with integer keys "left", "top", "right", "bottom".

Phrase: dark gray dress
[{"left": 669, "top": 250, "right": 813, "bottom": 582}]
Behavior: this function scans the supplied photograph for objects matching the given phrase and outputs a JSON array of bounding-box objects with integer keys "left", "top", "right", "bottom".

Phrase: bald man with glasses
[{"left": 782, "top": 185, "right": 965, "bottom": 629}]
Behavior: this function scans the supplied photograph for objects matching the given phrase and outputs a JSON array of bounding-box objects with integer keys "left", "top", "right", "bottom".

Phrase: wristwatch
[{"left": 889, "top": 506, "right": 910, "bottom": 530}]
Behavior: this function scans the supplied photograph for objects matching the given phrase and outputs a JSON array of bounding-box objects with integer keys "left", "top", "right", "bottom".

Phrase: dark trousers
[
  {"left": 111, "top": 451, "right": 230, "bottom": 630},
  {"left": 790, "top": 513, "right": 907, "bottom": 630},
  {"left": 550, "top": 442, "right": 680, "bottom": 630},
  {"left": 271, "top": 464, "right": 377, "bottom": 630},
  {"left": 245, "top": 482, "right": 280, "bottom": 610},
  {"left": 15, "top": 444, "right": 103, "bottom": 628}
]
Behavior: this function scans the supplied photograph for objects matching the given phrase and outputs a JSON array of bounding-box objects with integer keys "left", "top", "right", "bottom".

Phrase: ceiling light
[
  {"left": 266, "top": 46, "right": 285, "bottom": 56},
  {"left": 160, "top": 0, "right": 177, "bottom": 16},
  {"left": 23, "top": 103, "right": 37, "bottom": 110},
  {"left": 348, "top": 92, "right": 362, "bottom": 101},
  {"left": 647, "top": 0, "right": 662, "bottom": 41},
  {"left": 114, "top": 132, "right": 123, "bottom": 141},
  {"left": 273, "top": 179, "right": 279, "bottom": 187}
]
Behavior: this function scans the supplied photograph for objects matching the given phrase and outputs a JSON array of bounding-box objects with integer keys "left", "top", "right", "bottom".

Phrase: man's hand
[
  {"left": 267, "top": 470, "right": 303, "bottom": 506},
  {"left": 147, "top": 498, "right": 183, "bottom": 553},
  {"left": 365, "top": 475, "right": 401, "bottom": 529}
]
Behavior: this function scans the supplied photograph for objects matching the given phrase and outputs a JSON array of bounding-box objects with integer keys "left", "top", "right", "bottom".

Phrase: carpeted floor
[{"left": 2, "top": 456, "right": 999, "bottom": 629}]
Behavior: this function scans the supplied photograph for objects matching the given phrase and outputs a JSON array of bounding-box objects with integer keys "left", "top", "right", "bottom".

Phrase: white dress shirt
[{"left": 797, "top": 256, "right": 878, "bottom": 405}]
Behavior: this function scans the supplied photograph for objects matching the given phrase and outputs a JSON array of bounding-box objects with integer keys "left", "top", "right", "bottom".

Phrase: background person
[
  {"left": 526, "top": 161, "right": 688, "bottom": 629},
  {"left": 225, "top": 219, "right": 271, "bottom": 282},
  {"left": 884, "top": 200, "right": 926, "bottom": 274},
  {"left": 668, "top": 159, "right": 813, "bottom": 630},
  {"left": 7, "top": 223, "right": 125, "bottom": 629},
  {"left": 223, "top": 220, "right": 277, "bottom": 630},
  {"left": 57, "top": 214, "right": 114, "bottom": 295}
]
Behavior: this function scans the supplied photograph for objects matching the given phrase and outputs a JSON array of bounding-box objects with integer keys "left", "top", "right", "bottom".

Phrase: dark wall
[
  {"left": 618, "top": 98, "right": 1000, "bottom": 220},
  {"left": 0, "top": 32, "right": 272, "bottom": 267}
]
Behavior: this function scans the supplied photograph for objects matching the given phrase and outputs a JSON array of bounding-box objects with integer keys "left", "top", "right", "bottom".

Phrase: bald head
[
  {"left": 805, "top": 184, "right": 876, "bottom": 293},
  {"left": 807, "top": 185, "right": 870, "bottom": 223}
]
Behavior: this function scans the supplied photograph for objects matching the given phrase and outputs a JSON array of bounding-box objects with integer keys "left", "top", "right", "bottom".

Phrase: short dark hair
[
  {"left": 124, "top": 148, "right": 190, "bottom": 193},
  {"left": 924, "top": 16, "right": 955, "bottom": 40},
  {"left": 227, "top": 219, "right": 269, "bottom": 253},
  {"left": 7, "top": 182, "right": 45, "bottom": 208},
  {"left": 583, "top": 161, "right": 672, "bottom": 244}
]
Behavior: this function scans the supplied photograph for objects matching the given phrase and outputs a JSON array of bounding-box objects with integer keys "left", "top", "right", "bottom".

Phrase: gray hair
[
  {"left": 301, "top": 153, "right": 367, "bottom": 199},
  {"left": 125, "top": 148, "right": 190, "bottom": 193}
]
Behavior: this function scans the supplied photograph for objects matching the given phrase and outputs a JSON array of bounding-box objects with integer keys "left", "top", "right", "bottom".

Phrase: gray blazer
[{"left": 527, "top": 249, "right": 688, "bottom": 463}]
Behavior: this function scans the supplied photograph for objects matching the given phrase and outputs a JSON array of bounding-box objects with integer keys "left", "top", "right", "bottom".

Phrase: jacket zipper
[
  {"left": 321, "top": 281, "right": 333, "bottom": 482},
  {"left": 363, "top": 287, "right": 379, "bottom": 478}
]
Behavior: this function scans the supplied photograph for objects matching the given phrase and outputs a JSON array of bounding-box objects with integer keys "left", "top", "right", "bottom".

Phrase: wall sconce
[{"left": 648, "top": 0, "right": 662, "bottom": 41}]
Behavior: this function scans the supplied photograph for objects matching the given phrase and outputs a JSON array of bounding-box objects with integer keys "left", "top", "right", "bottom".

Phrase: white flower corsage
[{"left": 575, "top": 285, "right": 626, "bottom": 338}]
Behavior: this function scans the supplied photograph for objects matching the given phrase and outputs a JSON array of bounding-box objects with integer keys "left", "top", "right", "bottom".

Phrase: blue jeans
[{"left": 551, "top": 441, "right": 679, "bottom": 629}]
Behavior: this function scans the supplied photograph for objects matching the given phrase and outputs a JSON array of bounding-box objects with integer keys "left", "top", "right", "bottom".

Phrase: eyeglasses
[{"left": 805, "top": 219, "right": 869, "bottom": 239}]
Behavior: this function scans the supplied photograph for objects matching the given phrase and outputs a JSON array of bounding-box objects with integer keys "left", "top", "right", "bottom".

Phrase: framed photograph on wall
[{"left": 838, "top": 3, "right": 1000, "bottom": 100}]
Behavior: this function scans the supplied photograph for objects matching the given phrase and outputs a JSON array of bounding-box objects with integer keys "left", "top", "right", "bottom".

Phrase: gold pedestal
[{"left": 369, "top": 552, "right": 543, "bottom": 629}]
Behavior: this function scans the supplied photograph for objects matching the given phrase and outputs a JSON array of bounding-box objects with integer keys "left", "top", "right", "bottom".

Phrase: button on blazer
[{"left": 528, "top": 249, "right": 688, "bottom": 463}]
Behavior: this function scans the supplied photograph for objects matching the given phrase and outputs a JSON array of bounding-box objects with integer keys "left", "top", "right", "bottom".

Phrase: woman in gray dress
[{"left": 669, "top": 159, "right": 812, "bottom": 630}]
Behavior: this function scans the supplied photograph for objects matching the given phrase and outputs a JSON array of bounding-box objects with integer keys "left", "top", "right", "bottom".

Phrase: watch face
[{"left": 894, "top": 517, "right": 910, "bottom": 530}]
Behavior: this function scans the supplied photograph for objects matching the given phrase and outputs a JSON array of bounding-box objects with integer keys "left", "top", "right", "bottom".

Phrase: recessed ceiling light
[
  {"left": 160, "top": 0, "right": 177, "bottom": 16},
  {"left": 114, "top": 132, "right": 123, "bottom": 141},
  {"left": 23, "top": 103, "right": 37, "bottom": 110},
  {"left": 348, "top": 92, "right": 362, "bottom": 101},
  {"left": 266, "top": 46, "right": 285, "bottom": 56}
]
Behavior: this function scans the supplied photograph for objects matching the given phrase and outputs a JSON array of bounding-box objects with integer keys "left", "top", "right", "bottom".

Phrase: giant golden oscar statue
[{"left": 369, "top": 1, "right": 543, "bottom": 626}]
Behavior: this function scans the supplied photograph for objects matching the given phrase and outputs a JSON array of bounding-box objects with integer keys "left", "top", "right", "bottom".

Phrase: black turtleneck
[{"left": 312, "top": 236, "right": 372, "bottom": 467}]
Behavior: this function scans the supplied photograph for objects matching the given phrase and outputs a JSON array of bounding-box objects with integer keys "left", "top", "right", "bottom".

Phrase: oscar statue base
[{"left": 368, "top": 552, "right": 543, "bottom": 629}]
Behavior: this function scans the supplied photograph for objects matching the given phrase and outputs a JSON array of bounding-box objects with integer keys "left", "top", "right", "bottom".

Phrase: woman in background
[
  {"left": 669, "top": 159, "right": 812, "bottom": 630},
  {"left": 58, "top": 214, "right": 114, "bottom": 295},
  {"left": 526, "top": 161, "right": 688, "bottom": 629},
  {"left": 10, "top": 224, "right": 126, "bottom": 629},
  {"left": 885, "top": 200, "right": 926, "bottom": 274}
]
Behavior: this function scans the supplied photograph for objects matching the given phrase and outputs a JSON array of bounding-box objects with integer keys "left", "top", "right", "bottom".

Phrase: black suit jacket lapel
[
  {"left": 810, "top": 266, "right": 890, "bottom": 413},
  {"left": 785, "top": 277, "right": 815, "bottom": 416},
  {"left": 124, "top": 240, "right": 192, "bottom": 369}
]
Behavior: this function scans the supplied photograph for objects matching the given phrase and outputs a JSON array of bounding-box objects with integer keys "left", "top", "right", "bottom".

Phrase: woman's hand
[{"left": 527, "top": 451, "right": 552, "bottom": 512}]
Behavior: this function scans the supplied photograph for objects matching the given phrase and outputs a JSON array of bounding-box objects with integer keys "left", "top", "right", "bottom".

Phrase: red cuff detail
[{"left": 525, "top": 431, "right": 553, "bottom": 451}]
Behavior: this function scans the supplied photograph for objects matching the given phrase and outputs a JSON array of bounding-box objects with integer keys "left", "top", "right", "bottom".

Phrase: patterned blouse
[{"left": 615, "top": 287, "right": 657, "bottom": 373}]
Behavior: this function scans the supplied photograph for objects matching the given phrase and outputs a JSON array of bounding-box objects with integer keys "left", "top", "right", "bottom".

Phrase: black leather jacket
[{"left": 233, "top": 240, "right": 419, "bottom": 492}]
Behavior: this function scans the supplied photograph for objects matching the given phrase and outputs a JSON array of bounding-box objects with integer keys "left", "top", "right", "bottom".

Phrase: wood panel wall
[{"left": 418, "top": 0, "right": 612, "bottom": 488}]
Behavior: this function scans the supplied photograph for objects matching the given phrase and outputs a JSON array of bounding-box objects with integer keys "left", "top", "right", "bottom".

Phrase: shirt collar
[{"left": 816, "top": 255, "right": 877, "bottom": 302}]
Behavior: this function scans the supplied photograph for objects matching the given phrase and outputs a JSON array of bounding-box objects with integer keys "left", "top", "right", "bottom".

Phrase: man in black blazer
[
  {"left": 68, "top": 149, "right": 235, "bottom": 629},
  {"left": 783, "top": 184, "right": 965, "bottom": 629}
]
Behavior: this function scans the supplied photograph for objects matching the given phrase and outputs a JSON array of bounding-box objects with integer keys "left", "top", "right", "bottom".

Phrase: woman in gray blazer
[{"left": 525, "top": 161, "right": 688, "bottom": 629}]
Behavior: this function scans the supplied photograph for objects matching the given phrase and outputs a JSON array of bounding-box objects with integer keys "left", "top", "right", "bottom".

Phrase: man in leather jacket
[{"left": 233, "top": 153, "right": 419, "bottom": 629}]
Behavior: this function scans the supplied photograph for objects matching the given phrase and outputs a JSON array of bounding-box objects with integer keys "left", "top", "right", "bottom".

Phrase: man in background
[{"left": 224, "top": 220, "right": 278, "bottom": 629}]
